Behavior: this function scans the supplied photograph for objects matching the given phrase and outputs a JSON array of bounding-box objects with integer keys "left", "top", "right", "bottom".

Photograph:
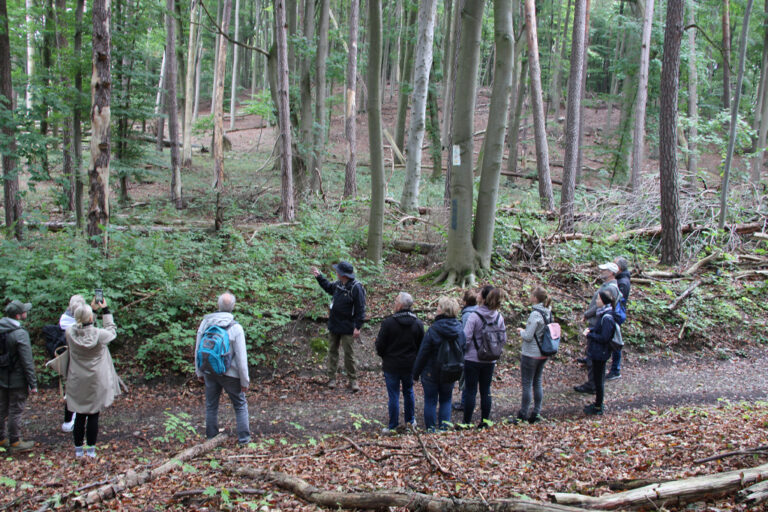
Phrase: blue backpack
[
  {"left": 614, "top": 297, "right": 627, "bottom": 325},
  {"left": 197, "top": 322, "right": 236, "bottom": 375}
]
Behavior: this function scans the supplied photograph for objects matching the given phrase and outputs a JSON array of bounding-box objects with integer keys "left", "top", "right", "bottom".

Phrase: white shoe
[
  {"left": 85, "top": 446, "right": 96, "bottom": 458},
  {"left": 74, "top": 446, "right": 84, "bottom": 458},
  {"left": 62, "top": 417, "right": 75, "bottom": 433}
]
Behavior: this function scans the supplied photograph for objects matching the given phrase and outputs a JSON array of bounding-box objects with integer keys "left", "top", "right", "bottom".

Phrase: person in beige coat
[{"left": 65, "top": 299, "right": 121, "bottom": 458}]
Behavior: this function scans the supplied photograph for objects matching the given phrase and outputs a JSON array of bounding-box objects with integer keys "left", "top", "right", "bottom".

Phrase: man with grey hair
[
  {"left": 375, "top": 292, "right": 424, "bottom": 433},
  {"left": 195, "top": 292, "right": 250, "bottom": 444}
]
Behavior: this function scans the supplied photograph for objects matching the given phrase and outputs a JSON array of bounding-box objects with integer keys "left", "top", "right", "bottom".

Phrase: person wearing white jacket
[{"left": 194, "top": 292, "right": 251, "bottom": 444}]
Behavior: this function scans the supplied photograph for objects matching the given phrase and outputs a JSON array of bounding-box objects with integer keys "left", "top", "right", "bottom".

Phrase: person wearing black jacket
[
  {"left": 375, "top": 292, "right": 424, "bottom": 432},
  {"left": 582, "top": 291, "right": 616, "bottom": 416},
  {"left": 312, "top": 261, "right": 367, "bottom": 392},
  {"left": 607, "top": 257, "right": 632, "bottom": 381},
  {"left": 412, "top": 297, "right": 465, "bottom": 431}
]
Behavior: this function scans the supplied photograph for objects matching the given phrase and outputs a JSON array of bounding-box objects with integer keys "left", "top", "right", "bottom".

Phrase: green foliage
[
  {"left": 242, "top": 90, "right": 276, "bottom": 125},
  {"left": 154, "top": 412, "right": 198, "bottom": 444}
]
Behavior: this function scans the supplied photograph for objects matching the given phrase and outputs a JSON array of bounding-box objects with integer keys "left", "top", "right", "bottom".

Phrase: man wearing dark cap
[
  {"left": 312, "top": 261, "right": 366, "bottom": 392},
  {"left": 0, "top": 300, "right": 37, "bottom": 452}
]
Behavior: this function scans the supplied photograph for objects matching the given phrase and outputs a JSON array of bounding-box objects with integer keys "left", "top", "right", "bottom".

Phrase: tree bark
[
  {"left": 400, "top": 0, "right": 438, "bottom": 212},
  {"left": 154, "top": 50, "right": 167, "bottom": 153},
  {"left": 229, "top": 0, "right": 241, "bottom": 131},
  {"left": 366, "top": 0, "right": 385, "bottom": 263},
  {"left": 473, "top": 0, "right": 515, "bottom": 271},
  {"left": 441, "top": 0, "right": 460, "bottom": 147},
  {"left": 574, "top": 0, "right": 591, "bottom": 185},
  {"left": 166, "top": 0, "right": 182, "bottom": 208},
  {"left": 55, "top": 0, "right": 76, "bottom": 212},
  {"left": 73, "top": 0, "right": 85, "bottom": 229},
  {"left": 311, "top": 0, "right": 330, "bottom": 189},
  {"left": 182, "top": 0, "right": 198, "bottom": 169},
  {"left": 87, "top": 0, "right": 111, "bottom": 249},
  {"left": 440, "top": 0, "right": 454, "bottom": 147},
  {"left": 718, "top": 0, "right": 753, "bottom": 229},
  {"left": 394, "top": 4, "right": 417, "bottom": 164},
  {"left": 547, "top": 0, "right": 571, "bottom": 118},
  {"left": 297, "top": 0, "right": 314, "bottom": 196},
  {"left": 722, "top": 0, "right": 731, "bottom": 111},
  {"left": 441, "top": 0, "right": 485, "bottom": 287},
  {"left": 686, "top": 0, "right": 698, "bottom": 186},
  {"left": 507, "top": 58, "right": 528, "bottom": 176},
  {"left": 752, "top": 0, "right": 768, "bottom": 190},
  {"left": 559, "top": 0, "right": 587, "bottom": 232},
  {"left": 213, "top": 0, "right": 232, "bottom": 231},
  {"left": 343, "top": 0, "right": 360, "bottom": 199},
  {"left": 275, "top": 0, "right": 294, "bottom": 221},
  {"left": 524, "top": 0, "right": 555, "bottom": 210},
  {"left": 25, "top": 0, "right": 34, "bottom": 112},
  {"left": 629, "top": 0, "right": 655, "bottom": 191},
  {"left": 0, "top": 0, "right": 21, "bottom": 239},
  {"left": 427, "top": 81, "right": 443, "bottom": 179},
  {"left": 658, "top": 0, "right": 684, "bottom": 265}
]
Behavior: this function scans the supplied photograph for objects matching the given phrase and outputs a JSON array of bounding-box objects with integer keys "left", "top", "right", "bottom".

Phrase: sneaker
[
  {"left": 509, "top": 413, "right": 526, "bottom": 425},
  {"left": 9, "top": 440, "right": 34, "bottom": 453},
  {"left": 381, "top": 427, "right": 395, "bottom": 435},
  {"left": 605, "top": 372, "right": 621, "bottom": 382},
  {"left": 583, "top": 404, "right": 604, "bottom": 416},
  {"left": 62, "top": 418, "right": 76, "bottom": 433},
  {"left": 85, "top": 447, "right": 96, "bottom": 458},
  {"left": 349, "top": 381, "right": 360, "bottom": 393},
  {"left": 75, "top": 446, "right": 84, "bottom": 458},
  {"left": 574, "top": 384, "right": 596, "bottom": 394},
  {"left": 327, "top": 379, "right": 337, "bottom": 389}
]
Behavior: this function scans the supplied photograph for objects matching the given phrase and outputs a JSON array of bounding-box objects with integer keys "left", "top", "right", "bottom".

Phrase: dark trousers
[
  {"left": 73, "top": 412, "right": 100, "bottom": 447},
  {"left": 64, "top": 403, "right": 74, "bottom": 422},
  {"left": 0, "top": 387, "right": 28, "bottom": 443},
  {"left": 610, "top": 349, "right": 622, "bottom": 374},
  {"left": 592, "top": 359, "right": 607, "bottom": 408},
  {"left": 463, "top": 360, "right": 495, "bottom": 424}
]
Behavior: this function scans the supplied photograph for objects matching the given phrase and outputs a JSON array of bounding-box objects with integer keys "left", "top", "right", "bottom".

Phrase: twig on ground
[{"left": 694, "top": 445, "right": 768, "bottom": 464}]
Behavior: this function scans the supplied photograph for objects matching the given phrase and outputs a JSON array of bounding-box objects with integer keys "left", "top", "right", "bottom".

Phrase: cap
[
  {"left": 598, "top": 262, "right": 620, "bottom": 274},
  {"left": 5, "top": 300, "right": 32, "bottom": 317}
]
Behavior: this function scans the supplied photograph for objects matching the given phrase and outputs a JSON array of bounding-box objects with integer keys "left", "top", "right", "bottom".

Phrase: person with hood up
[
  {"left": 195, "top": 292, "right": 251, "bottom": 444},
  {"left": 582, "top": 290, "right": 616, "bottom": 416},
  {"left": 515, "top": 286, "right": 553, "bottom": 424},
  {"left": 375, "top": 292, "right": 424, "bottom": 433},
  {"left": 412, "top": 297, "right": 465, "bottom": 431},
  {"left": 65, "top": 298, "right": 121, "bottom": 458}
]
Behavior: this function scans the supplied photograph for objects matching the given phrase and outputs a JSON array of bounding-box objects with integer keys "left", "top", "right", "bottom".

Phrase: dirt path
[{"left": 24, "top": 346, "right": 768, "bottom": 445}]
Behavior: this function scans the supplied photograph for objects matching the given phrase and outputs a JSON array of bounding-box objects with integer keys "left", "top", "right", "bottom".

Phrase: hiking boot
[
  {"left": 527, "top": 414, "right": 543, "bottom": 424},
  {"left": 349, "top": 381, "right": 360, "bottom": 393},
  {"left": 9, "top": 440, "right": 34, "bottom": 453},
  {"left": 327, "top": 379, "right": 337, "bottom": 389},
  {"left": 510, "top": 413, "right": 526, "bottom": 426},
  {"left": 605, "top": 372, "right": 621, "bottom": 382},
  {"left": 583, "top": 404, "right": 604, "bottom": 416},
  {"left": 574, "top": 384, "right": 596, "bottom": 394}
]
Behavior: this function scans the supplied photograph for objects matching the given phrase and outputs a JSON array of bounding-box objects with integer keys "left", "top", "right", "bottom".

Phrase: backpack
[
  {"left": 42, "top": 324, "right": 67, "bottom": 359},
  {"left": 607, "top": 283, "right": 627, "bottom": 325},
  {"left": 0, "top": 331, "right": 13, "bottom": 370},
  {"left": 610, "top": 323, "right": 624, "bottom": 352},
  {"left": 197, "top": 322, "right": 236, "bottom": 375},
  {"left": 472, "top": 311, "right": 507, "bottom": 362},
  {"left": 533, "top": 310, "right": 562, "bottom": 357},
  {"left": 436, "top": 333, "right": 464, "bottom": 384}
]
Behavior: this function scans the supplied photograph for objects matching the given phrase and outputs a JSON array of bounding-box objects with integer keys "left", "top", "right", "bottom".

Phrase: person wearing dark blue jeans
[
  {"left": 463, "top": 360, "right": 495, "bottom": 425},
  {"left": 383, "top": 372, "right": 415, "bottom": 430},
  {"left": 609, "top": 349, "right": 621, "bottom": 375},
  {"left": 421, "top": 376, "right": 454, "bottom": 431}
]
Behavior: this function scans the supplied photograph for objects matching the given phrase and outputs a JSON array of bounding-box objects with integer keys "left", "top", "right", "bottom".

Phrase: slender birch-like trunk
[
  {"left": 343, "top": 0, "right": 360, "bottom": 199},
  {"left": 629, "top": 0, "right": 655, "bottom": 191},
  {"left": 182, "top": 0, "right": 198, "bottom": 168}
]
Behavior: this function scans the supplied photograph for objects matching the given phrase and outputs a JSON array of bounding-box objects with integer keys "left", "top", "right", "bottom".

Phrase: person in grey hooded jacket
[
  {"left": 195, "top": 292, "right": 251, "bottom": 444},
  {"left": 516, "top": 287, "right": 552, "bottom": 424}
]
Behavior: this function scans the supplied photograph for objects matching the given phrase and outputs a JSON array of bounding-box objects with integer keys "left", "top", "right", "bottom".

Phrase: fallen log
[
  {"left": 668, "top": 279, "right": 702, "bottom": 311},
  {"left": 71, "top": 434, "right": 228, "bottom": 508},
  {"left": 172, "top": 487, "right": 266, "bottom": 500},
  {"left": 392, "top": 240, "right": 440, "bottom": 254},
  {"left": 552, "top": 462, "right": 768, "bottom": 510},
  {"left": 229, "top": 465, "right": 589, "bottom": 512},
  {"left": 683, "top": 251, "right": 721, "bottom": 276},
  {"left": 734, "top": 270, "right": 768, "bottom": 280},
  {"left": 606, "top": 221, "right": 765, "bottom": 243},
  {"left": 602, "top": 478, "right": 674, "bottom": 492},
  {"left": 738, "top": 480, "right": 768, "bottom": 506}
]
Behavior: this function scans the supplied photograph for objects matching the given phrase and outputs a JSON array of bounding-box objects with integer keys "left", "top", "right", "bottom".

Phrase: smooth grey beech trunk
[
  {"left": 297, "top": 0, "right": 314, "bottom": 196},
  {"left": 229, "top": 0, "right": 240, "bottom": 131},
  {"left": 630, "top": 0, "right": 655, "bottom": 192},
  {"left": 182, "top": 0, "right": 198, "bottom": 169},
  {"left": 212, "top": 0, "right": 232, "bottom": 230},
  {"left": 166, "top": 0, "right": 182, "bottom": 208},
  {"left": 343, "top": 0, "right": 360, "bottom": 199}
]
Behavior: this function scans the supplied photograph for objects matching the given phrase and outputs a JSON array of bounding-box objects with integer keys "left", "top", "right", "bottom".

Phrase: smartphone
[{"left": 94, "top": 288, "right": 104, "bottom": 303}]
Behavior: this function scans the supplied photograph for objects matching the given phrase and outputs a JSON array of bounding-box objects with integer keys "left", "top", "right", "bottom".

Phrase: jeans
[
  {"left": 328, "top": 332, "right": 356, "bottom": 382},
  {"left": 592, "top": 359, "right": 607, "bottom": 408},
  {"left": 205, "top": 374, "right": 251, "bottom": 443},
  {"left": 73, "top": 412, "right": 99, "bottom": 447},
  {"left": 463, "top": 360, "right": 495, "bottom": 425},
  {"left": 421, "top": 377, "right": 453, "bottom": 431},
  {"left": 383, "top": 372, "right": 415, "bottom": 429},
  {"left": 610, "top": 349, "right": 622, "bottom": 374},
  {"left": 0, "top": 387, "right": 28, "bottom": 443},
  {"left": 519, "top": 356, "right": 547, "bottom": 418}
]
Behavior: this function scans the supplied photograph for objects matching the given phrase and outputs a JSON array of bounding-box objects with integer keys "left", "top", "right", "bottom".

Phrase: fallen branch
[
  {"left": 738, "top": 479, "right": 768, "bottom": 506},
  {"left": 552, "top": 462, "right": 768, "bottom": 510},
  {"left": 735, "top": 270, "right": 768, "bottom": 280},
  {"left": 602, "top": 478, "right": 674, "bottom": 492},
  {"left": 172, "top": 487, "right": 266, "bottom": 500},
  {"left": 229, "top": 464, "right": 589, "bottom": 511},
  {"left": 683, "top": 251, "right": 721, "bottom": 276},
  {"left": 668, "top": 279, "right": 702, "bottom": 311},
  {"left": 693, "top": 445, "right": 768, "bottom": 464},
  {"left": 71, "top": 434, "right": 228, "bottom": 508}
]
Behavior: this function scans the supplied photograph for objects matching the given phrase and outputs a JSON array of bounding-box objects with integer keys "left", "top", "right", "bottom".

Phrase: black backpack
[
  {"left": 472, "top": 311, "right": 507, "bottom": 362},
  {"left": 0, "top": 330, "right": 18, "bottom": 370},
  {"left": 42, "top": 324, "right": 67, "bottom": 359},
  {"left": 436, "top": 334, "right": 464, "bottom": 384}
]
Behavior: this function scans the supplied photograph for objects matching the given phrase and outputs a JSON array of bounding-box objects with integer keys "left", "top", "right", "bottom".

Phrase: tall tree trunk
[
  {"left": 25, "top": 0, "right": 34, "bottom": 112},
  {"left": 574, "top": 0, "right": 591, "bottom": 185},
  {"left": 193, "top": 43, "right": 203, "bottom": 122},
  {"left": 73, "top": 0, "right": 85, "bottom": 229},
  {"left": 473, "top": 0, "right": 515, "bottom": 271},
  {"left": 275, "top": 0, "right": 294, "bottom": 221},
  {"left": 427, "top": 85, "right": 442, "bottom": 179},
  {"left": 686, "top": 0, "right": 698, "bottom": 186},
  {"left": 629, "top": 0, "right": 655, "bottom": 191},
  {"left": 559, "top": 0, "right": 587, "bottom": 232},
  {"left": 722, "top": 0, "right": 731, "bottom": 111},
  {"left": 155, "top": 50, "right": 167, "bottom": 152},
  {"left": 658, "top": 0, "right": 684, "bottom": 265},
  {"left": 394, "top": 4, "right": 417, "bottom": 163},
  {"left": 441, "top": 0, "right": 485, "bottom": 287},
  {"left": 213, "top": 0, "right": 232, "bottom": 231},
  {"left": 604, "top": 22, "right": 625, "bottom": 134},
  {"left": 88, "top": 0, "right": 111, "bottom": 249},
  {"left": 752, "top": 0, "right": 768, "bottom": 190},
  {"left": 718, "top": 0, "right": 753, "bottom": 229},
  {"left": 547, "top": 0, "right": 572, "bottom": 119},
  {"left": 55, "top": 0, "right": 75, "bottom": 212},
  {"left": 400, "top": 0, "right": 438, "bottom": 212},
  {"left": 286, "top": 0, "right": 297, "bottom": 76},
  {"left": 166, "top": 0, "right": 182, "bottom": 208},
  {"left": 343, "top": 0, "right": 360, "bottom": 199},
  {"left": 366, "top": 0, "right": 384, "bottom": 263},
  {"left": 507, "top": 56, "right": 528, "bottom": 176},
  {"left": 229, "top": 0, "right": 240, "bottom": 131},
  {"left": 182, "top": 0, "right": 198, "bottom": 169},
  {"left": 1, "top": 0, "right": 21, "bottom": 239},
  {"left": 297, "top": 0, "right": 314, "bottom": 196},
  {"left": 441, "top": 0, "right": 459, "bottom": 147},
  {"left": 523, "top": 0, "right": 555, "bottom": 210},
  {"left": 311, "top": 0, "right": 330, "bottom": 189}
]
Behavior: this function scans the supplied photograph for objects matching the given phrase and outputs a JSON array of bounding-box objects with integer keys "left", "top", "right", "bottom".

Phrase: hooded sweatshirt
[
  {"left": 412, "top": 315, "right": 466, "bottom": 382},
  {"left": 586, "top": 306, "right": 616, "bottom": 361},
  {"left": 195, "top": 312, "right": 250, "bottom": 389},
  {"left": 59, "top": 310, "right": 77, "bottom": 331},
  {"left": 584, "top": 279, "right": 620, "bottom": 329},
  {"left": 520, "top": 304, "right": 552, "bottom": 359},
  {"left": 375, "top": 310, "right": 424, "bottom": 375},
  {"left": 0, "top": 317, "right": 36, "bottom": 389},
  {"left": 463, "top": 305, "right": 507, "bottom": 363}
]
